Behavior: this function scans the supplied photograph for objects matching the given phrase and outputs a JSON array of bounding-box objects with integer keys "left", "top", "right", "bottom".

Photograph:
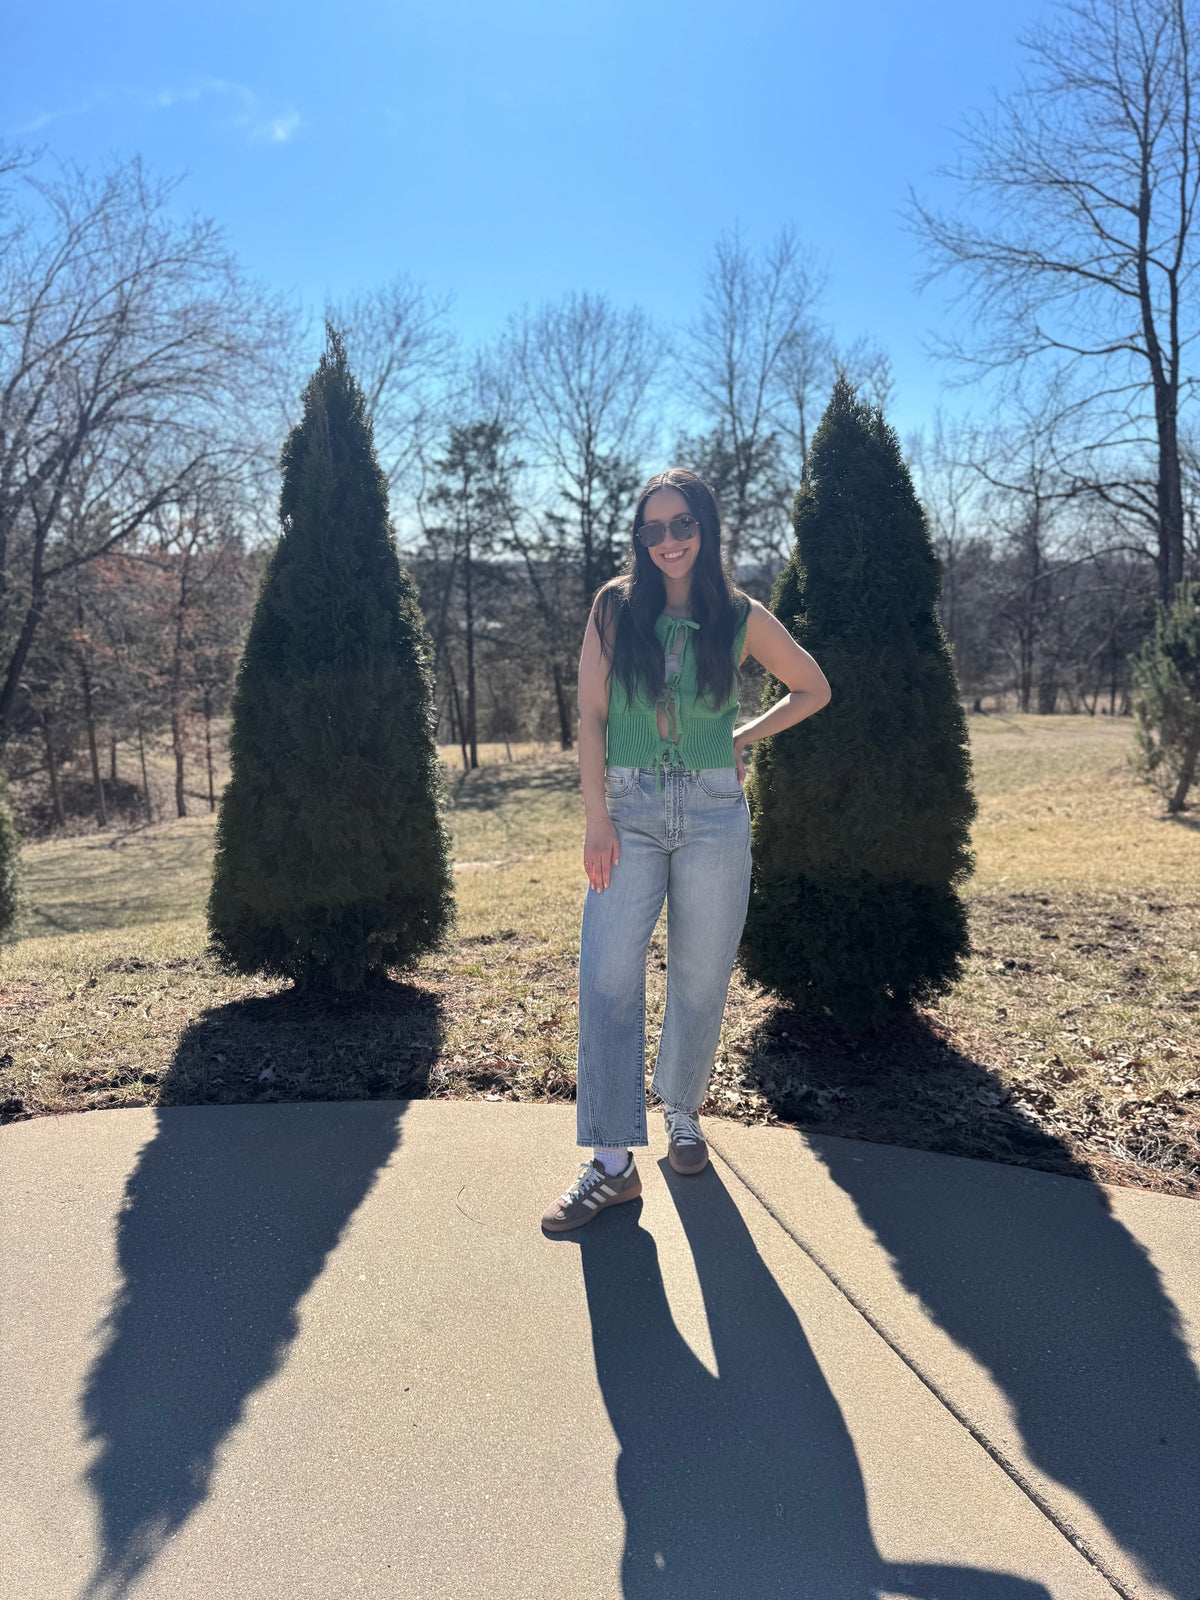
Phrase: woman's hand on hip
[{"left": 583, "top": 817, "right": 620, "bottom": 892}]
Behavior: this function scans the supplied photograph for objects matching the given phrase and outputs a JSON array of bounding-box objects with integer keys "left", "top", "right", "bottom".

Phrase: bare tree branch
[{"left": 908, "top": 0, "right": 1200, "bottom": 599}]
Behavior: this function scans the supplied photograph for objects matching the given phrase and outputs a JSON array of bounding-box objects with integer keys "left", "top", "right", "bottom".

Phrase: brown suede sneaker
[
  {"left": 664, "top": 1108, "right": 708, "bottom": 1174},
  {"left": 541, "top": 1155, "right": 641, "bottom": 1232}
]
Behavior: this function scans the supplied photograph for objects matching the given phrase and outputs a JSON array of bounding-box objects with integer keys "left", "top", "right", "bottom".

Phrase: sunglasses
[{"left": 636, "top": 513, "right": 700, "bottom": 547}]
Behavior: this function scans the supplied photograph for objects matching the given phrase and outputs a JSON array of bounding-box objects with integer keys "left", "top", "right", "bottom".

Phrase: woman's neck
[{"left": 661, "top": 575, "right": 694, "bottom": 617}]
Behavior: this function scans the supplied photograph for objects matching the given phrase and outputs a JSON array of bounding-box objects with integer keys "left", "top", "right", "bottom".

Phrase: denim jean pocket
[
  {"left": 604, "top": 766, "right": 635, "bottom": 798},
  {"left": 697, "top": 767, "right": 743, "bottom": 799}
]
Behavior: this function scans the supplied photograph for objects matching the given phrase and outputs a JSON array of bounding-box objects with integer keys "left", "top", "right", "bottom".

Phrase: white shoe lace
[
  {"left": 560, "top": 1159, "right": 608, "bottom": 1205},
  {"left": 664, "top": 1108, "right": 703, "bottom": 1147}
]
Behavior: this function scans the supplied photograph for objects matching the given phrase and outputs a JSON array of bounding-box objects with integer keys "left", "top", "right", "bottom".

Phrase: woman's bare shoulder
[{"left": 590, "top": 581, "right": 625, "bottom": 648}]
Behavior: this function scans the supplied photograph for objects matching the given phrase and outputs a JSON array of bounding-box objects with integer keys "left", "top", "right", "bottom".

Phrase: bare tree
[
  {"left": 423, "top": 418, "right": 522, "bottom": 770},
  {"left": 966, "top": 390, "right": 1157, "bottom": 712},
  {"left": 772, "top": 309, "right": 835, "bottom": 492},
  {"left": 503, "top": 290, "right": 660, "bottom": 606},
  {"left": 327, "top": 272, "right": 459, "bottom": 507},
  {"left": 909, "top": 411, "right": 991, "bottom": 673},
  {"left": 909, "top": 0, "right": 1200, "bottom": 603},
  {"left": 834, "top": 335, "right": 895, "bottom": 414},
  {"left": 0, "top": 152, "right": 288, "bottom": 746},
  {"left": 678, "top": 225, "right": 828, "bottom": 569}
]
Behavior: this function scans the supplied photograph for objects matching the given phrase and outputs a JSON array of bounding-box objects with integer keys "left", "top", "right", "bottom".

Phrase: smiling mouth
[{"left": 659, "top": 547, "right": 691, "bottom": 561}]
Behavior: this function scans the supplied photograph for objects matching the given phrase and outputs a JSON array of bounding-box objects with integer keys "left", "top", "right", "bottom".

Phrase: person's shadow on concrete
[
  {"left": 75, "top": 1086, "right": 419, "bottom": 1600},
  {"left": 566, "top": 1162, "right": 1055, "bottom": 1600},
  {"left": 811, "top": 1137, "right": 1200, "bottom": 1600}
]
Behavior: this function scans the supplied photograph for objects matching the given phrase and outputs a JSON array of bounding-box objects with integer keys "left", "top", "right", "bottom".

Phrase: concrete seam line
[{"left": 705, "top": 1136, "right": 1134, "bottom": 1600}]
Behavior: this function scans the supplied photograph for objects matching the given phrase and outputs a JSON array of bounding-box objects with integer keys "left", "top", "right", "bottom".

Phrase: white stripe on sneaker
[
  {"left": 582, "top": 1197, "right": 598, "bottom": 1209},
  {"left": 598, "top": 1184, "right": 615, "bottom": 1196}
]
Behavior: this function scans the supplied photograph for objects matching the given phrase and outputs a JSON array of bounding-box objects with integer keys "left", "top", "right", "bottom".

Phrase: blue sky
[{"left": 5, "top": 0, "right": 1053, "bottom": 441}]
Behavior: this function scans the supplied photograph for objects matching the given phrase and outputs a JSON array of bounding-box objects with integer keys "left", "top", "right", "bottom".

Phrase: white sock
[{"left": 594, "top": 1146, "right": 630, "bottom": 1176}]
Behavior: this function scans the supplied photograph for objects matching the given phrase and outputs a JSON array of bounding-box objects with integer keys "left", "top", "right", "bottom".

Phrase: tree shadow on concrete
[
  {"left": 75, "top": 982, "right": 441, "bottom": 1600},
  {"left": 811, "top": 1135, "right": 1200, "bottom": 1600},
  {"left": 564, "top": 1163, "right": 1056, "bottom": 1599}
]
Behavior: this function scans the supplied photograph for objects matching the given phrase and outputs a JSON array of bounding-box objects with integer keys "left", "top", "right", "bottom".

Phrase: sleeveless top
[{"left": 605, "top": 598, "right": 751, "bottom": 788}]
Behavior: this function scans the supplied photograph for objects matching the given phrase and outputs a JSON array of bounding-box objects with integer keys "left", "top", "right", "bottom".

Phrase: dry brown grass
[{"left": 2, "top": 716, "right": 1197, "bottom": 1196}]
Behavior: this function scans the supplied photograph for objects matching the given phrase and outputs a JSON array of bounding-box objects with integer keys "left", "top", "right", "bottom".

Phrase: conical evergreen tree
[
  {"left": 0, "top": 763, "right": 23, "bottom": 943},
  {"left": 1129, "top": 576, "right": 1200, "bottom": 814},
  {"left": 741, "top": 378, "right": 977, "bottom": 1031},
  {"left": 206, "top": 328, "right": 454, "bottom": 992}
]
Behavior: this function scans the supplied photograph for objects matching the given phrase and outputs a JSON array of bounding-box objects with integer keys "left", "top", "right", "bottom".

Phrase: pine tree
[
  {"left": 1129, "top": 575, "right": 1200, "bottom": 814},
  {"left": 206, "top": 328, "right": 454, "bottom": 992},
  {"left": 0, "top": 763, "right": 23, "bottom": 943},
  {"left": 741, "top": 379, "right": 977, "bottom": 1031}
]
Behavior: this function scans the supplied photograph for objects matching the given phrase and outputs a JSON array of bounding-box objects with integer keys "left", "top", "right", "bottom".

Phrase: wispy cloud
[
  {"left": 9, "top": 87, "right": 122, "bottom": 136},
  {"left": 6, "top": 79, "right": 302, "bottom": 145},
  {"left": 256, "top": 110, "right": 301, "bottom": 145},
  {"left": 162, "top": 77, "right": 303, "bottom": 143}
]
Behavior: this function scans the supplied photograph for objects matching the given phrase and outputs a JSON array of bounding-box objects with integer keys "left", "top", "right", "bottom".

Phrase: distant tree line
[
  {"left": 0, "top": 147, "right": 285, "bottom": 830},
  {"left": 4, "top": 0, "right": 1200, "bottom": 831}
]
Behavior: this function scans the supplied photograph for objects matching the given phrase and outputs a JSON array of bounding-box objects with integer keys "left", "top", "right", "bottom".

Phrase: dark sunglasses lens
[
  {"left": 669, "top": 516, "right": 697, "bottom": 540},
  {"left": 638, "top": 521, "right": 666, "bottom": 546}
]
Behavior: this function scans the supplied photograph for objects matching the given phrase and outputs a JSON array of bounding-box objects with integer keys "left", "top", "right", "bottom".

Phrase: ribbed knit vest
[{"left": 605, "top": 599, "right": 751, "bottom": 787}]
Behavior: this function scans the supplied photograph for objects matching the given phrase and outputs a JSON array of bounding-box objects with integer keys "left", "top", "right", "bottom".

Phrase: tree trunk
[
  {"left": 463, "top": 535, "right": 478, "bottom": 770},
  {"left": 0, "top": 584, "right": 48, "bottom": 748},
  {"left": 446, "top": 656, "right": 469, "bottom": 771},
  {"left": 203, "top": 685, "right": 216, "bottom": 810},
  {"left": 1167, "top": 733, "right": 1199, "bottom": 814},
  {"left": 76, "top": 610, "right": 107, "bottom": 827},
  {"left": 581, "top": 488, "right": 597, "bottom": 608},
  {"left": 42, "top": 711, "right": 64, "bottom": 828},
  {"left": 137, "top": 718, "right": 154, "bottom": 824},
  {"left": 1153, "top": 379, "right": 1185, "bottom": 604},
  {"left": 552, "top": 659, "right": 573, "bottom": 750},
  {"left": 172, "top": 707, "right": 187, "bottom": 818},
  {"left": 1016, "top": 621, "right": 1033, "bottom": 715},
  {"left": 1109, "top": 643, "right": 1120, "bottom": 717},
  {"left": 168, "top": 561, "right": 191, "bottom": 819}
]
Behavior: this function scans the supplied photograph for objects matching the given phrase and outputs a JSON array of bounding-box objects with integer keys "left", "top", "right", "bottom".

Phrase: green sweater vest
[{"left": 605, "top": 600, "right": 751, "bottom": 786}]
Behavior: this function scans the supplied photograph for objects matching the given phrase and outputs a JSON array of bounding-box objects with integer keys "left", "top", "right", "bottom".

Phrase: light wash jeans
[{"left": 575, "top": 763, "right": 753, "bottom": 1149}]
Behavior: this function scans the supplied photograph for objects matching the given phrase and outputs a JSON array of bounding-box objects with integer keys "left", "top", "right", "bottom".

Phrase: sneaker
[
  {"left": 664, "top": 1107, "right": 708, "bottom": 1175},
  {"left": 541, "top": 1155, "right": 641, "bottom": 1232}
]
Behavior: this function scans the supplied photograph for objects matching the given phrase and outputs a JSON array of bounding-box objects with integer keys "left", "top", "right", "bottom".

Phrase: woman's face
[{"left": 638, "top": 486, "right": 701, "bottom": 584}]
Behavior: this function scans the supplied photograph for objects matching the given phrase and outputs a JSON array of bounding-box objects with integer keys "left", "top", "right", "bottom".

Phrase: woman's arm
[
  {"left": 733, "top": 599, "right": 832, "bottom": 781},
  {"left": 577, "top": 597, "right": 620, "bottom": 891}
]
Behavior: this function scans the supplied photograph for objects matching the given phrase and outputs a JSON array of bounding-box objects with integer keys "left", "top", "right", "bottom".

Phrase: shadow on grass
[
  {"left": 152, "top": 971, "right": 443, "bottom": 1108},
  {"left": 446, "top": 755, "right": 580, "bottom": 813},
  {"left": 75, "top": 979, "right": 443, "bottom": 1600},
  {"left": 740, "top": 1003, "right": 1101, "bottom": 1181},
  {"left": 563, "top": 1163, "right": 1054, "bottom": 1599},
  {"left": 16, "top": 826, "right": 220, "bottom": 938}
]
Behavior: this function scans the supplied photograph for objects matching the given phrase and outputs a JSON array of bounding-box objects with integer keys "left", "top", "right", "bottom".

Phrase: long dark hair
[{"left": 593, "top": 468, "right": 749, "bottom": 711}]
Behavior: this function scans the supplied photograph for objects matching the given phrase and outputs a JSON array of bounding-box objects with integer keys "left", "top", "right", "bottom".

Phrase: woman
[{"left": 541, "top": 468, "right": 832, "bottom": 1232}]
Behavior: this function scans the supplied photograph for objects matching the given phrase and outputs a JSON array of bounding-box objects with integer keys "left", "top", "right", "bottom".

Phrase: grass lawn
[{"left": 1, "top": 716, "right": 1197, "bottom": 1196}]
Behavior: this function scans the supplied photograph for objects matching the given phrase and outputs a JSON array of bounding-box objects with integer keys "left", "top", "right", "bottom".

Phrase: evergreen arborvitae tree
[
  {"left": 206, "top": 328, "right": 454, "bottom": 992},
  {"left": 741, "top": 378, "right": 977, "bottom": 1032},
  {"left": 1129, "top": 575, "right": 1200, "bottom": 814},
  {"left": 0, "top": 763, "right": 23, "bottom": 943}
]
